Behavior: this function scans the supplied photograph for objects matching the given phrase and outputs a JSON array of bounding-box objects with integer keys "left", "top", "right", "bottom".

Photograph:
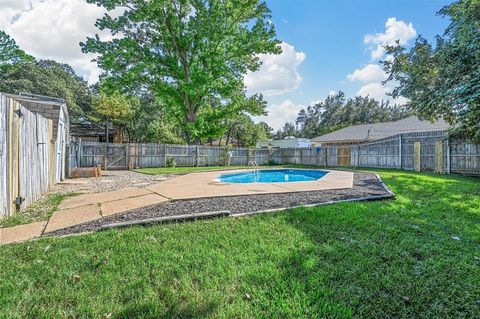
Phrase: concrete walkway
[{"left": 0, "top": 169, "right": 353, "bottom": 245}]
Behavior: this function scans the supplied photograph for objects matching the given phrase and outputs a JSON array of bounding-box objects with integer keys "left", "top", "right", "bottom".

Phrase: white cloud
[
  {"left": 346, "top": 17, "right": 415, "bottom": 105},
  {"left": 364, "top": 17, "right": 416, "bottom": 60},
  {"left": 356, "top": 82, "right": 387, "bottom": 100},
  {"left": 255, "top": 99, "right": 304, "bottom": 130},
  {"left": 245, "top": 42, "right": 306, "bottom": 96},
  {"left": 347, "top": 64, "right": 387, "bottom": 83},
  {"left": 0, "top": 0, "right": 109, "bottom": 84},
  {"left": 356, "top": 81, "right": 407, "bottom": 105}
]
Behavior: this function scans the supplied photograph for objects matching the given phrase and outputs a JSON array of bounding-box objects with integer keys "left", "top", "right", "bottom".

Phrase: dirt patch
[{"left": 54, "top": 170, "right": 172, "bottom": 193}]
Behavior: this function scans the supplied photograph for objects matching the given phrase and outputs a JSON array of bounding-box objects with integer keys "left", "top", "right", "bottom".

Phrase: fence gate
[
  {"left": 105, "top": 144, "right": 127, "bottom": 169},
  {"left": 337, "top": 147, "right": 351, "bottom": 166}
]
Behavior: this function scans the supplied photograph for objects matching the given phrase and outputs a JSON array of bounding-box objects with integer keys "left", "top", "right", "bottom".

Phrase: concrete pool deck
[
  {"left": 146, "top": 169, "right": 353, "bottom": 199},
  {"left": 1, "top": 169, "right": 353, "bottom": 244}
]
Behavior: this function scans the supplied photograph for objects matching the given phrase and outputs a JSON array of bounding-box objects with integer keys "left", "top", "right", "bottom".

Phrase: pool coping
[{"left": 145, "top": 168, "right": 354, "bottom": 200}]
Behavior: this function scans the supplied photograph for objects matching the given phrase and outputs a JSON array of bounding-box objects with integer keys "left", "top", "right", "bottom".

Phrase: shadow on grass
[
  {"left": 272, "top": 170, "right": 480, "bottom": 318},
  {"left": 113, "top": 301, "right": 217, "bottom": 319}
]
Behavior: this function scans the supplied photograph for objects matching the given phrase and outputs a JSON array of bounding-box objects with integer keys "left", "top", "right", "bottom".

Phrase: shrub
[{"left": 166, "top": 158, "right": 176, "bottom": 168}]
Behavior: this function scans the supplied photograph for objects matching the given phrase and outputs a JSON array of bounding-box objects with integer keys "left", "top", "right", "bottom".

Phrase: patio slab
[
  {"left": 44, "top": 204, "right": 102, "bottom": 233},
  {"left": 0, "top": 221, "right": 47, "bottom": 244},
  {"left": 101, "top": 194, "right": 168, "bottom": 217},
  {"left": 1, "top": 168, "right": 356, "bottom": 244},
  {"left": 59, "top": 187, "right": 153, "bottom": 210},
  {"left": 147, "top": 169, "right": 353, "bottom": 200}
]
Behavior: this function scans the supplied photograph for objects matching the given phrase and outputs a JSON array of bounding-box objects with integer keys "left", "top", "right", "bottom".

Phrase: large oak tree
[{"left": 82, "top": 0, "right": 280, "bottom": 143}]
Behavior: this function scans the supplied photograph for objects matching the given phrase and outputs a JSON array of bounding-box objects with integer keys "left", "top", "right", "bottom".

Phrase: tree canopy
[
  {"left": 383, "top": 0, "right": 480, "bottom": 142},
  {"left": 82, "top": 0, "right": 281, "bottom": 143},
  {"left": 0, "top": 59, "right": 93, "bottom": 120},
  {"left": 0, "top": 30, "right": 34, "bottom": 68},
  {"left": 275, "top": 92, "right": 410, "bottom": 139}
]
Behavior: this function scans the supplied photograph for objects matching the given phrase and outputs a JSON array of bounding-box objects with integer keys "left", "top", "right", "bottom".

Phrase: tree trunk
[
  {"left": 226, "top": 126, "right": 234, "bottom": 146},
  {"left": 113, "top": 125, "right": 124, "bottom": 144}
]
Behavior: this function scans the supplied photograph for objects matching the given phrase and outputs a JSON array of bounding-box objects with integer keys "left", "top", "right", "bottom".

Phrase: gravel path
[
  {"left": 47, "top": 172, "right": 393, "bottom": 237},
  {"left": 54, "top": 170, "right": 171, "bottom": 193}
]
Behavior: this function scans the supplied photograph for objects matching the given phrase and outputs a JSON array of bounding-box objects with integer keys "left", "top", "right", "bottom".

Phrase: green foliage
[
  {"left": 0, "top": 31, "right": 93, "bottom": 121},
  {"left": 275, "top": 122, "right": 297, "bottom": 139},
  {"left": 220, "top": 145, "right": 232, "bottom": 166},
  {"left": 0, "top": 59, "right": 93, "bottom": 121},
  {"left": 81, "top": 0, "right": 280, "bottom": 143},
  {"left": 226, "top": 115, "right": 271, "bottom": 147},
  {"left": 0, "top": 30, "right": 34, "bottom": 68},
  {"left": 276, "top": 92, "right": 411, "bottom": 139},
  {"left": 383, "top": 0, "right": 480, "bottom": 142},
  {"left": 166, "top": 158, "right": 177, "bottom": 168},
  {"left": 92, "top": 91, "right": 137, "bottom": 125}
]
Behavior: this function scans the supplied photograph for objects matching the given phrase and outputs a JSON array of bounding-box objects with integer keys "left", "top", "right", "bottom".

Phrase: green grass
[
  {"left": 135, "top": 165, "right": 258, "bottom": 175},
  {"left": 1, "top": 170, "right": 479, "bottom": 318},
  {"left": 0, "top": 192, "right": 78, "bottom": 228}
]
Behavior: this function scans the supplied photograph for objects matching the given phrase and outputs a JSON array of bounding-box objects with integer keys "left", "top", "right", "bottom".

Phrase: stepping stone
[
  {"left": 101, "top": 194, "right": 168, "bottom": 217},
  {"left": 44, "top": 205, "right": 102, "bottom": 233},
  {"left": 0, "top": 221, "right": 47, "bottom": 245}
]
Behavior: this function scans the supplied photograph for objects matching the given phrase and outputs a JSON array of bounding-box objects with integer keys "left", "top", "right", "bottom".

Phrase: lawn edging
[
  {"left": 94, "top": 173, "right": 396, "bottom": 230},
  {"left": 231, "top": 173, "right": 395, "bottom": 218}
]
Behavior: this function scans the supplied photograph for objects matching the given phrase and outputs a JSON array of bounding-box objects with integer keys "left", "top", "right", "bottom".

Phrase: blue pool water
[{"left": 219, "top": 169, "right": 328, "bottom": 183}]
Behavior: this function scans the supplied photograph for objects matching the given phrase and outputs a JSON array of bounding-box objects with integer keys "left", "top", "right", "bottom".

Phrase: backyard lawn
[{"left": 1, "top": 169, "right": 479, "bottom": 318}]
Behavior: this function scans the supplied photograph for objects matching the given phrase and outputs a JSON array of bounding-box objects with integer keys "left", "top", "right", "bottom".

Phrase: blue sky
[
  {"left": 251, "top": 0, "right": 452, "bottom": 128},
  {"left": 269, "top": 0, "right": 449, "bottom": 100},
  {"left": 1, "top": 0, "right": 453, "bottom": 129}
]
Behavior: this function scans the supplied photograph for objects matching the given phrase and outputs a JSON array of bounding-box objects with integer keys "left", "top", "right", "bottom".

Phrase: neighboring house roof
[
  {"left": 256, "top": 138, "right": 311, "bottom": 149},
  {"left": 70, "top": 121, "right": 114, "bottom": 139},
  {"left": 3, "top": 92, "right": 69, "bottom": 140},
  {"left": 312, "top": 116, "right": 450, "bottom": 144}
]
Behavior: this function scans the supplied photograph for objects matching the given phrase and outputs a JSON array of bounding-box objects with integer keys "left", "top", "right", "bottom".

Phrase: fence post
[
  {"left": 356, "top": 145, "right": 360, "bottom": 167},
  {"left": 77, "top": 139, "right": 82, "bottom": 168},
  {"left": 325, "top": 147, "right": 328, "bottom": 167},
  {"left": 103, "top": 142, "right": 108, "bottom": 170},
  {"left": 163, "top": 144, "right": 167, "bottom": 167},
  {"left": 399, "top": 134, "right": 402, "bottom": 170},
  {"left": 414, "top": 141, "right": 421, "bottom": 172},
  {"left": 126, "top": 143, "right": 131, "bottom": 170},
  {"left": 446, "top": 135, "right": 451, "bottom": 174},
  {"left": 195, "top": 146, "right": 200, "bottom": 167}
]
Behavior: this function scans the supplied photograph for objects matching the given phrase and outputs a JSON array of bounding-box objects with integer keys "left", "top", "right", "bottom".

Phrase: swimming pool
[{"left": 219, "top": 169, "right": 328, "bottom": 183}]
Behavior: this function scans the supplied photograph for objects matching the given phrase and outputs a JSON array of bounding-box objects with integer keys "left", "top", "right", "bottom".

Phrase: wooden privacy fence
[
  {"left": 70, "top": 131, "right": 480, "bottom": 176},
  {"left": 0, "top": 95, "right": 55, "bottom": 218},
  {"left": 350, "top": 131, "right": 480, "bottom": 175},
  {"left": 70, "top": 141, "right": 272, "bottom": 169}
]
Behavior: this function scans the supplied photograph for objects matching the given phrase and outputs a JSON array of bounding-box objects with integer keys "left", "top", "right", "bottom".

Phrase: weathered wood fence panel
[
  {"left": 19, "top": 112, "right": 51, "bottom": 209},
  {"left": 0, "top": 95, "right": 9, "bottom": 216},
  {"left": 70, "top": 131, "right": 480, "bottom": 176},
  {"left": 0, "top": 94, "right": 54, "bottom": 218},
  {"left": 70, "top": 142, "right": 274, "bottom": 169},
  {"left": 450, "top": 141, "right": 480, "bottom": 175}
]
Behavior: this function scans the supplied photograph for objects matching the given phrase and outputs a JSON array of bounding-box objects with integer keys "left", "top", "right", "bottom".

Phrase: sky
[{"left": 0, "top": 0, "right": 453, "bottom": 130}]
